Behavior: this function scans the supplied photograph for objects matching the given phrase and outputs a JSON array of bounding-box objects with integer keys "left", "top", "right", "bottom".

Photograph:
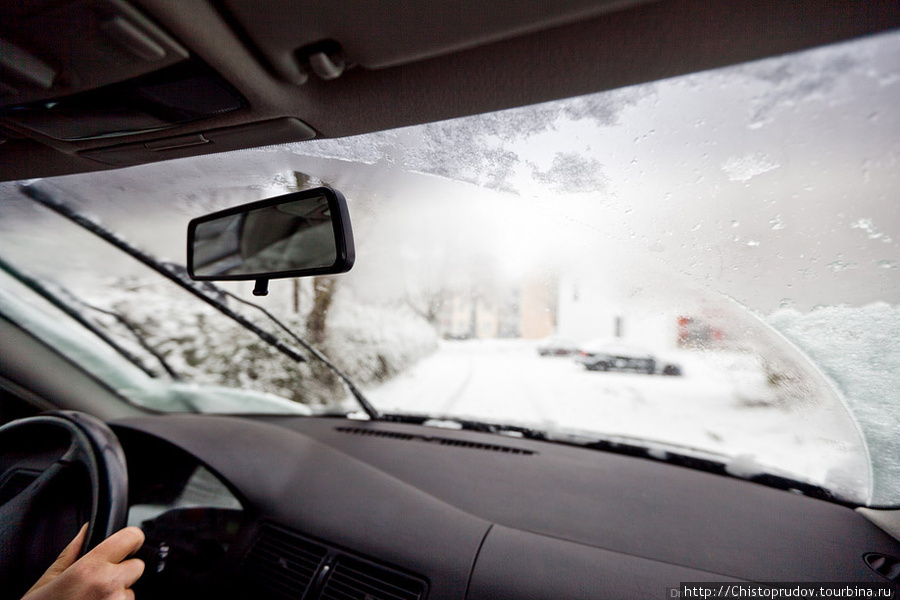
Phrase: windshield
[{"left": 1, "top": 30, "right": 897, "bottom": 507}]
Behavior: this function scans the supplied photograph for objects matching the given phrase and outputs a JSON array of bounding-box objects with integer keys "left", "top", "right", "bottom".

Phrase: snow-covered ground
[{"left": 366, "top": 338, "right": 869, "bottom": 502}]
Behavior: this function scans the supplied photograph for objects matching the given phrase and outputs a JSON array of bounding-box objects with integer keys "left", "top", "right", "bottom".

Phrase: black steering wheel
[{"left": 0, "top": 411, "right": 128, "bottom": 600}]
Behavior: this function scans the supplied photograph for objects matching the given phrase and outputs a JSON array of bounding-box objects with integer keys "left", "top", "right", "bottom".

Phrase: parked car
[
  {"left": 576, "top": 339, "right": 656, "bottom": 373},
  {"left": 1, "top": 1, "right": 898, "bottom": 600}
]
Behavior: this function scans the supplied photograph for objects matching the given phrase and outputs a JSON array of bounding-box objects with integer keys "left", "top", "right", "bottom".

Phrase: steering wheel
[{"left": 0, "top": 411, "right": 128, "bottom": 600}]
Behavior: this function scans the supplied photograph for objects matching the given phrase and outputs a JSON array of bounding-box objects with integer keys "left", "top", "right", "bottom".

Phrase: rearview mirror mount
[{"left": 187, "top": 187, "right": 355, "bottom": 296}]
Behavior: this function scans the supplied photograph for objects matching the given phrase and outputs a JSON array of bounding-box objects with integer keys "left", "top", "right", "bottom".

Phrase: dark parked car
[{"left": 576, "top": 339, "right": 656, "bottom": 373}]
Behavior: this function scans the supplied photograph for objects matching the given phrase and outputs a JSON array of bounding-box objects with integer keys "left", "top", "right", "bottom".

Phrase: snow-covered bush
[
  {"left": 324, "top": 300, "right": 438, "bottom": 385},
  {"left": 84, "top": 277, "right": 438, "bottom": 407}
]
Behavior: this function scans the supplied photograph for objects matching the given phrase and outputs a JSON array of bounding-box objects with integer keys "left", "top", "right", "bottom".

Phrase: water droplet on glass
[
  {"left": 731, "top": 220, "right": 740, "bottom": 228},
  {"left": 779, "top": 298, "right": 796, "bottom": 309},
  {"left": 877, "top": 260, "right": 897, "bottom": 269},
  {"left": 769, "top": 215, "right": 786, "bottom": 230},
  {"left": 827, "top": 260, "right": 857, "bottom": 272}
]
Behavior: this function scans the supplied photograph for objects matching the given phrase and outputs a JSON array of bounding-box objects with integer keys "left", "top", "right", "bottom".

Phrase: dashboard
[{"left": 110, "top": 414, "right": 900, "bottom": 599}]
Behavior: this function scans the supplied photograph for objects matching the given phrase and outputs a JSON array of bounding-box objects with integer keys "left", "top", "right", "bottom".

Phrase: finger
[
  {"left": 56, "top": 522, "right": 88, "bottom": 566},
  {"left": 110, "top": 557, "right": 145, "bottom": 589},
  {"left": 25, "top": 523, "right": 88, "bottom": 592},
  {"left": 86, "top": 526, "right": 145, "bottom": 564}
]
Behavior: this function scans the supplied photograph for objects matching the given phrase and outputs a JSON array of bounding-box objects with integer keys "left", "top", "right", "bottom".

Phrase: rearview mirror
[{"left": 187, "top": 187, "right": 355, "bottom": 296}]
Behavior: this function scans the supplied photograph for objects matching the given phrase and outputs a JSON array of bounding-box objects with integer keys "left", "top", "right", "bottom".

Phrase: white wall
[{"left": 557, "top": 274, "right": 676, "bottom": 350}]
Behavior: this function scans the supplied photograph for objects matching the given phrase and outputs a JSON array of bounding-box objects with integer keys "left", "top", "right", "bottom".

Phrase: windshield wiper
[
  {"left": 0, "top": 255, "right": 159, "bottom": 378},
  {"left": 380, "top": 413, "right": 550, "bottom": 441},
  {"left": 211, "top": 285, "right": 377, "bottom": 418},
  {"left": 77, "top": 301, "right": 181, "bottom": 380},
  {"left": 19, "top": 181, "right": 379, "bottom": 419},
  {"left": 381, "top": 413, "right": 848, "bottom": 505}
]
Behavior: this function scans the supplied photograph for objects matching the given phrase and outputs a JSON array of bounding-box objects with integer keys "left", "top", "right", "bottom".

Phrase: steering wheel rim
[{"left": 0, "top": 411, "right": 128, "bottom": 599}]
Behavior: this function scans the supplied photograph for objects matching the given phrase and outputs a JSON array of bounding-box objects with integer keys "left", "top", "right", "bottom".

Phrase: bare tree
[{"left": 306, "top": 276, "right": 337, "bottom": 344}]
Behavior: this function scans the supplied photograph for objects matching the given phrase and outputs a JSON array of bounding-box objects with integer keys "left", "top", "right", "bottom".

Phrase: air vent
[
  {"left": 320, "top": 556, "right": 426, "bottom": 600},
  {"left": 864, "top": 553, "right": 900, "bottom": 582},
  {"left": 242, "top": 524, "right": 328, "bottom": 599},
  {"left": 335, "top": 427, "right": 535, "bottom": 455},
  {"left": 338, "top": 428, "right": 416, "bottom": 441}
]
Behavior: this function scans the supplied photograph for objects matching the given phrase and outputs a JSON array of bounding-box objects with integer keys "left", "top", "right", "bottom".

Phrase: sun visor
[{"left": 216, "top": 0, "right": 656, "bottom": 84}]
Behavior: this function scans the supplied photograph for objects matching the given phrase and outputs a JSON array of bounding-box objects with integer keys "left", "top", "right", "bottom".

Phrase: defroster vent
[{"left": 335, "top": 426, "right": 535, "bottom": 455}]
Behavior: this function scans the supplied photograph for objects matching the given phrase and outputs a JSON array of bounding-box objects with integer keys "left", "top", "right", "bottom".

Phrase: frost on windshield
[
  {"left": 1, "top": 30, "right": 898, "bottom": 506},
  {"left": 768, "top": 304, "right": 900, "bottom": 506}
]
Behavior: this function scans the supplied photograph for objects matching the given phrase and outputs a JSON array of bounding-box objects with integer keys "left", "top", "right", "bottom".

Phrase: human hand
[{"left": 21, "top": 524, "right": 145, "bottom": 600}]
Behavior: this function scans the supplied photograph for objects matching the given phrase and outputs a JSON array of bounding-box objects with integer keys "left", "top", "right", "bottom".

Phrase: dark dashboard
[{"left": 110, "top": 414, "right": 900, "bottom": 600}]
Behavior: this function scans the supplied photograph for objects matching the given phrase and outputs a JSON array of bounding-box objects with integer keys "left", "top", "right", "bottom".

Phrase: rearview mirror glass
[{"left": 187, "top": 187, "right": 354, "bottom": 284}]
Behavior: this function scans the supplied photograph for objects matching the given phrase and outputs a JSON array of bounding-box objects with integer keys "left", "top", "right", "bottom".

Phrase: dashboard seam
[{"left": 464, "top": 522, "right": 494, "bottom": 600}]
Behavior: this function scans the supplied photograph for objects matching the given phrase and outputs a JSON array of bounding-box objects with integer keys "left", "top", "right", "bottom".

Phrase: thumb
[{"left": 25, "top": 523, "right": 88, "bottom": 592}]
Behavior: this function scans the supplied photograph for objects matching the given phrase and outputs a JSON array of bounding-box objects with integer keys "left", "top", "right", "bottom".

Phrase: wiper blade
[
  {"left": 381, "top": 412, "right": 847, "bottom": 505},
  {"left": 0, "top": 255, "right": 159, "bottom": 378},
  {"left": 77, "top": 300, "right": 180, "bottom": 380},
  {"left": 567, "top": 434, "right": 848, "bottom": 505},
  {"left": 215, "top": 286, "right": 378, "bottom": 419},
  {"left": 380, "top": 413, "right": 549, "bottom": 441}
]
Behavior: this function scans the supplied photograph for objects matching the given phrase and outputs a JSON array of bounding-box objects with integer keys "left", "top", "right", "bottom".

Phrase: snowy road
[{"left": 366, "top": 339, "right": 869, "bottom": 496}]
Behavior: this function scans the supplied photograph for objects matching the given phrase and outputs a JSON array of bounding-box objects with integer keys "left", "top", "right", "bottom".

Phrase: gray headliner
[{"left": 1, "top": 0, "right": 899, "bottom": 181}]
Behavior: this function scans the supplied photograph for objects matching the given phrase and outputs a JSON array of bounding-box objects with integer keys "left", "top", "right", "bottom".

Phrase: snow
[
  {"left": 365, "top": 338, "right": 870, "bottom": 503},
  {"left": 721, "top": 153, "right": 780, "bottom": 182}
]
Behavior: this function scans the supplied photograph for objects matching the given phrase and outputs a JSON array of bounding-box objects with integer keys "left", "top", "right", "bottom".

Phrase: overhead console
[
  {"left": 0, "top": 0, "right": 187, "bottom": 106},
  {"left": 0, "top": 0, "right": 233, "bottom": 140},
  {"left": 1, "top": 61, "right": 245, "bottom": 141},
  {"left": 0, "top": 0, "right": 315, "bottom": 176}
]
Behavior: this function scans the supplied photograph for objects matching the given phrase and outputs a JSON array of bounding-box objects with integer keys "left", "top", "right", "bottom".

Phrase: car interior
[{"left": 2, "top": 1, "right": 900, "bottom": 599}]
